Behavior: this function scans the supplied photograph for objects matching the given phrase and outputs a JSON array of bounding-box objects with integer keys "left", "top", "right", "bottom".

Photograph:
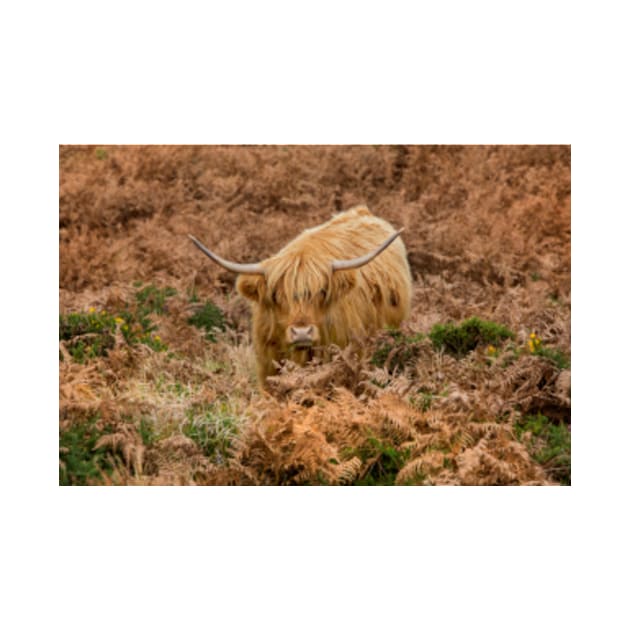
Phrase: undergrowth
[
  {"left": 188, "top": 300, "right": 227, "bottom": 341},
  {"left": 59, "top": 311, "right": 117, "bottom": 361},
  {"left": 409, "top": 388, "right": 446, "bottom": 412},
  {"left": 135, "top": 282, "right": 176, "bottom": 315},
  {"left": 60, "top": 284, "right": 227, "bottom": 363},
  {"left": 352, "top": 437, "right": 414, "bottom": 485},
  {"left": 527, "top": 333, "right": 570, "bottom": 369},
  {"left": 58, "top": 293, "right": 571, "bottom": 485},
  {"left": 59, "top": 415, "right": 114, "bottom": 485},
  {"left": 514, "top": 413, "right": 571, "bottom": 485},
  {"left": 371, "top": 330, "right": 424, "bottom": 371},
  {"left": 139, "top": 417, "right": 157, "bottom": 446},
  {"left": 429, "top": 317, "right": 514, "bottom": 357},
  {"left": 182, "top": 402, "right": 242, "bottom": 464}
]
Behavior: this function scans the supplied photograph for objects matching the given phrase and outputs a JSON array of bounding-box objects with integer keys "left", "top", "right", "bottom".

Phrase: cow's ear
[
  {"left": 330, "top": 270, "right": 356, "bottom": 298},
  {"left": 236, "top": 274, "right": 266, "bottom": 302}
]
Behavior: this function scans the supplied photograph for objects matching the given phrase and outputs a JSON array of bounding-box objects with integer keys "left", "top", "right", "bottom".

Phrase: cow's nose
[{"left": 289, "top": 325, "right": 315, "bottom": 347}]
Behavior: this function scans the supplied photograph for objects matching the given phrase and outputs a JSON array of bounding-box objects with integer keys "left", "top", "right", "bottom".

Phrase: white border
[{"left": 3, "top": 2, "right": 628, "bottom": 628}]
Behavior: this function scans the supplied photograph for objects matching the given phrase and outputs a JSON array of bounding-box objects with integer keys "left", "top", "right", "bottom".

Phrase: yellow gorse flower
[
  {"left": 88, "top": 307, "right": 96, "bottom": 313},
  {"left": 115, "top": 317, "right": 125, "bottom": 324},
  {"left": 528, "top": 332, "right": 542, "bottom": 353}
]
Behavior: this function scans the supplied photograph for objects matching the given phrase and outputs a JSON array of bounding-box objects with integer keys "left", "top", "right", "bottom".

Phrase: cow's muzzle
[{"left": 288, "top": 325, "right": 316, "bottom": 349}]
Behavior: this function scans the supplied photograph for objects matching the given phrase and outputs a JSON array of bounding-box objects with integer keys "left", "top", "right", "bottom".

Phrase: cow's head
[{"left": 188, "top": 230, "right": 402, "bottom": 350}]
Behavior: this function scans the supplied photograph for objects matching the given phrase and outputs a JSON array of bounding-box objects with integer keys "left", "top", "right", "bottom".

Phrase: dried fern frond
[
  {"left": 94, "top": 430, "right": 145, "bottom": 475},
  {"left": 335, "top": 457, "right": 362, "bottom": 485}
]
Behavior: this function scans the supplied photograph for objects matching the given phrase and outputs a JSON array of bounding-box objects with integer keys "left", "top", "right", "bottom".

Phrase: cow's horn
[
  {"left": 331, "top": 229, "right": 404, "bottom": 272},
  {"left": 188, "top": 235, "right": 265, "bottom": 275}
]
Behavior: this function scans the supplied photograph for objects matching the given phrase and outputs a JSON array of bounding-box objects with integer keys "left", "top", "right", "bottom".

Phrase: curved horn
[
  {"left": 188, "top": 235, "right": 265, "bottom": 275},
  {"left": 331, "top": 229, "right": 404, "bottom": 272}
]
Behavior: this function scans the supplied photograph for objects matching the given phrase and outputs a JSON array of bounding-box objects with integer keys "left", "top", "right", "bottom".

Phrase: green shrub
[
  {"left": 514, "top": 413, "right": 571, "bottom": 485},
  {"left": 59, "top": 416, "right": 114, "bottom": 485},
  {"left": 59, "top": 311, "right": 116, "bottom": 362},
  {"left": 349, "top": 436, "right": 412, "bottom": 485},
  {"left": 429, "top": 317, "right": 514, "bottom": 357},
  {"left": 188, "top": 300, "right": 226, "bottom": 341},
  {"left": 371, "top": 330, "right": 424, "bottom": 370},
  {"left": 59, "top": 283, "right": 175, "bottom": 362},
  {"left": 135, "top": 284, "right": 177, "bottom": 317}
]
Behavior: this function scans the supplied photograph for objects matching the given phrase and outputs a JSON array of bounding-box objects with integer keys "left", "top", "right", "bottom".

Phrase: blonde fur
[{"left": 236, "top": 206, "right": 412, "bottom": 386}]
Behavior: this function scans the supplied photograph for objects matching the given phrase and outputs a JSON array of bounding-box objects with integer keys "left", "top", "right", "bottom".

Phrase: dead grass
[{"left": 60, "top": 145, "right": 570, "bottom": 485}]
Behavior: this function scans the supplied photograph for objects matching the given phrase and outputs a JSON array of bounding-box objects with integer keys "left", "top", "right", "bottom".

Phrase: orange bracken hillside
[{"left": 59, "top": 145, "right": 570, "bottom": 485}]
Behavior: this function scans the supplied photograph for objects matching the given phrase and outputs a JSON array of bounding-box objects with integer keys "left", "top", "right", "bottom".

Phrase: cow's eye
[{"left": 319, "top": 289, "right": 327, "bottom": 301}]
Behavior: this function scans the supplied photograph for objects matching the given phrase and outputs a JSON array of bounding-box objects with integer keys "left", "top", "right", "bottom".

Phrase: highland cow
[{"left": 189, "top": 206, "right": 412, "bottom": 387}]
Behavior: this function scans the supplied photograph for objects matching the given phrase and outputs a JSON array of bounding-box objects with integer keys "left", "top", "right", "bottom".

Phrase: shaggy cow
[{"left": 189, "top": 206, "right": 412, "bottom": 386}]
